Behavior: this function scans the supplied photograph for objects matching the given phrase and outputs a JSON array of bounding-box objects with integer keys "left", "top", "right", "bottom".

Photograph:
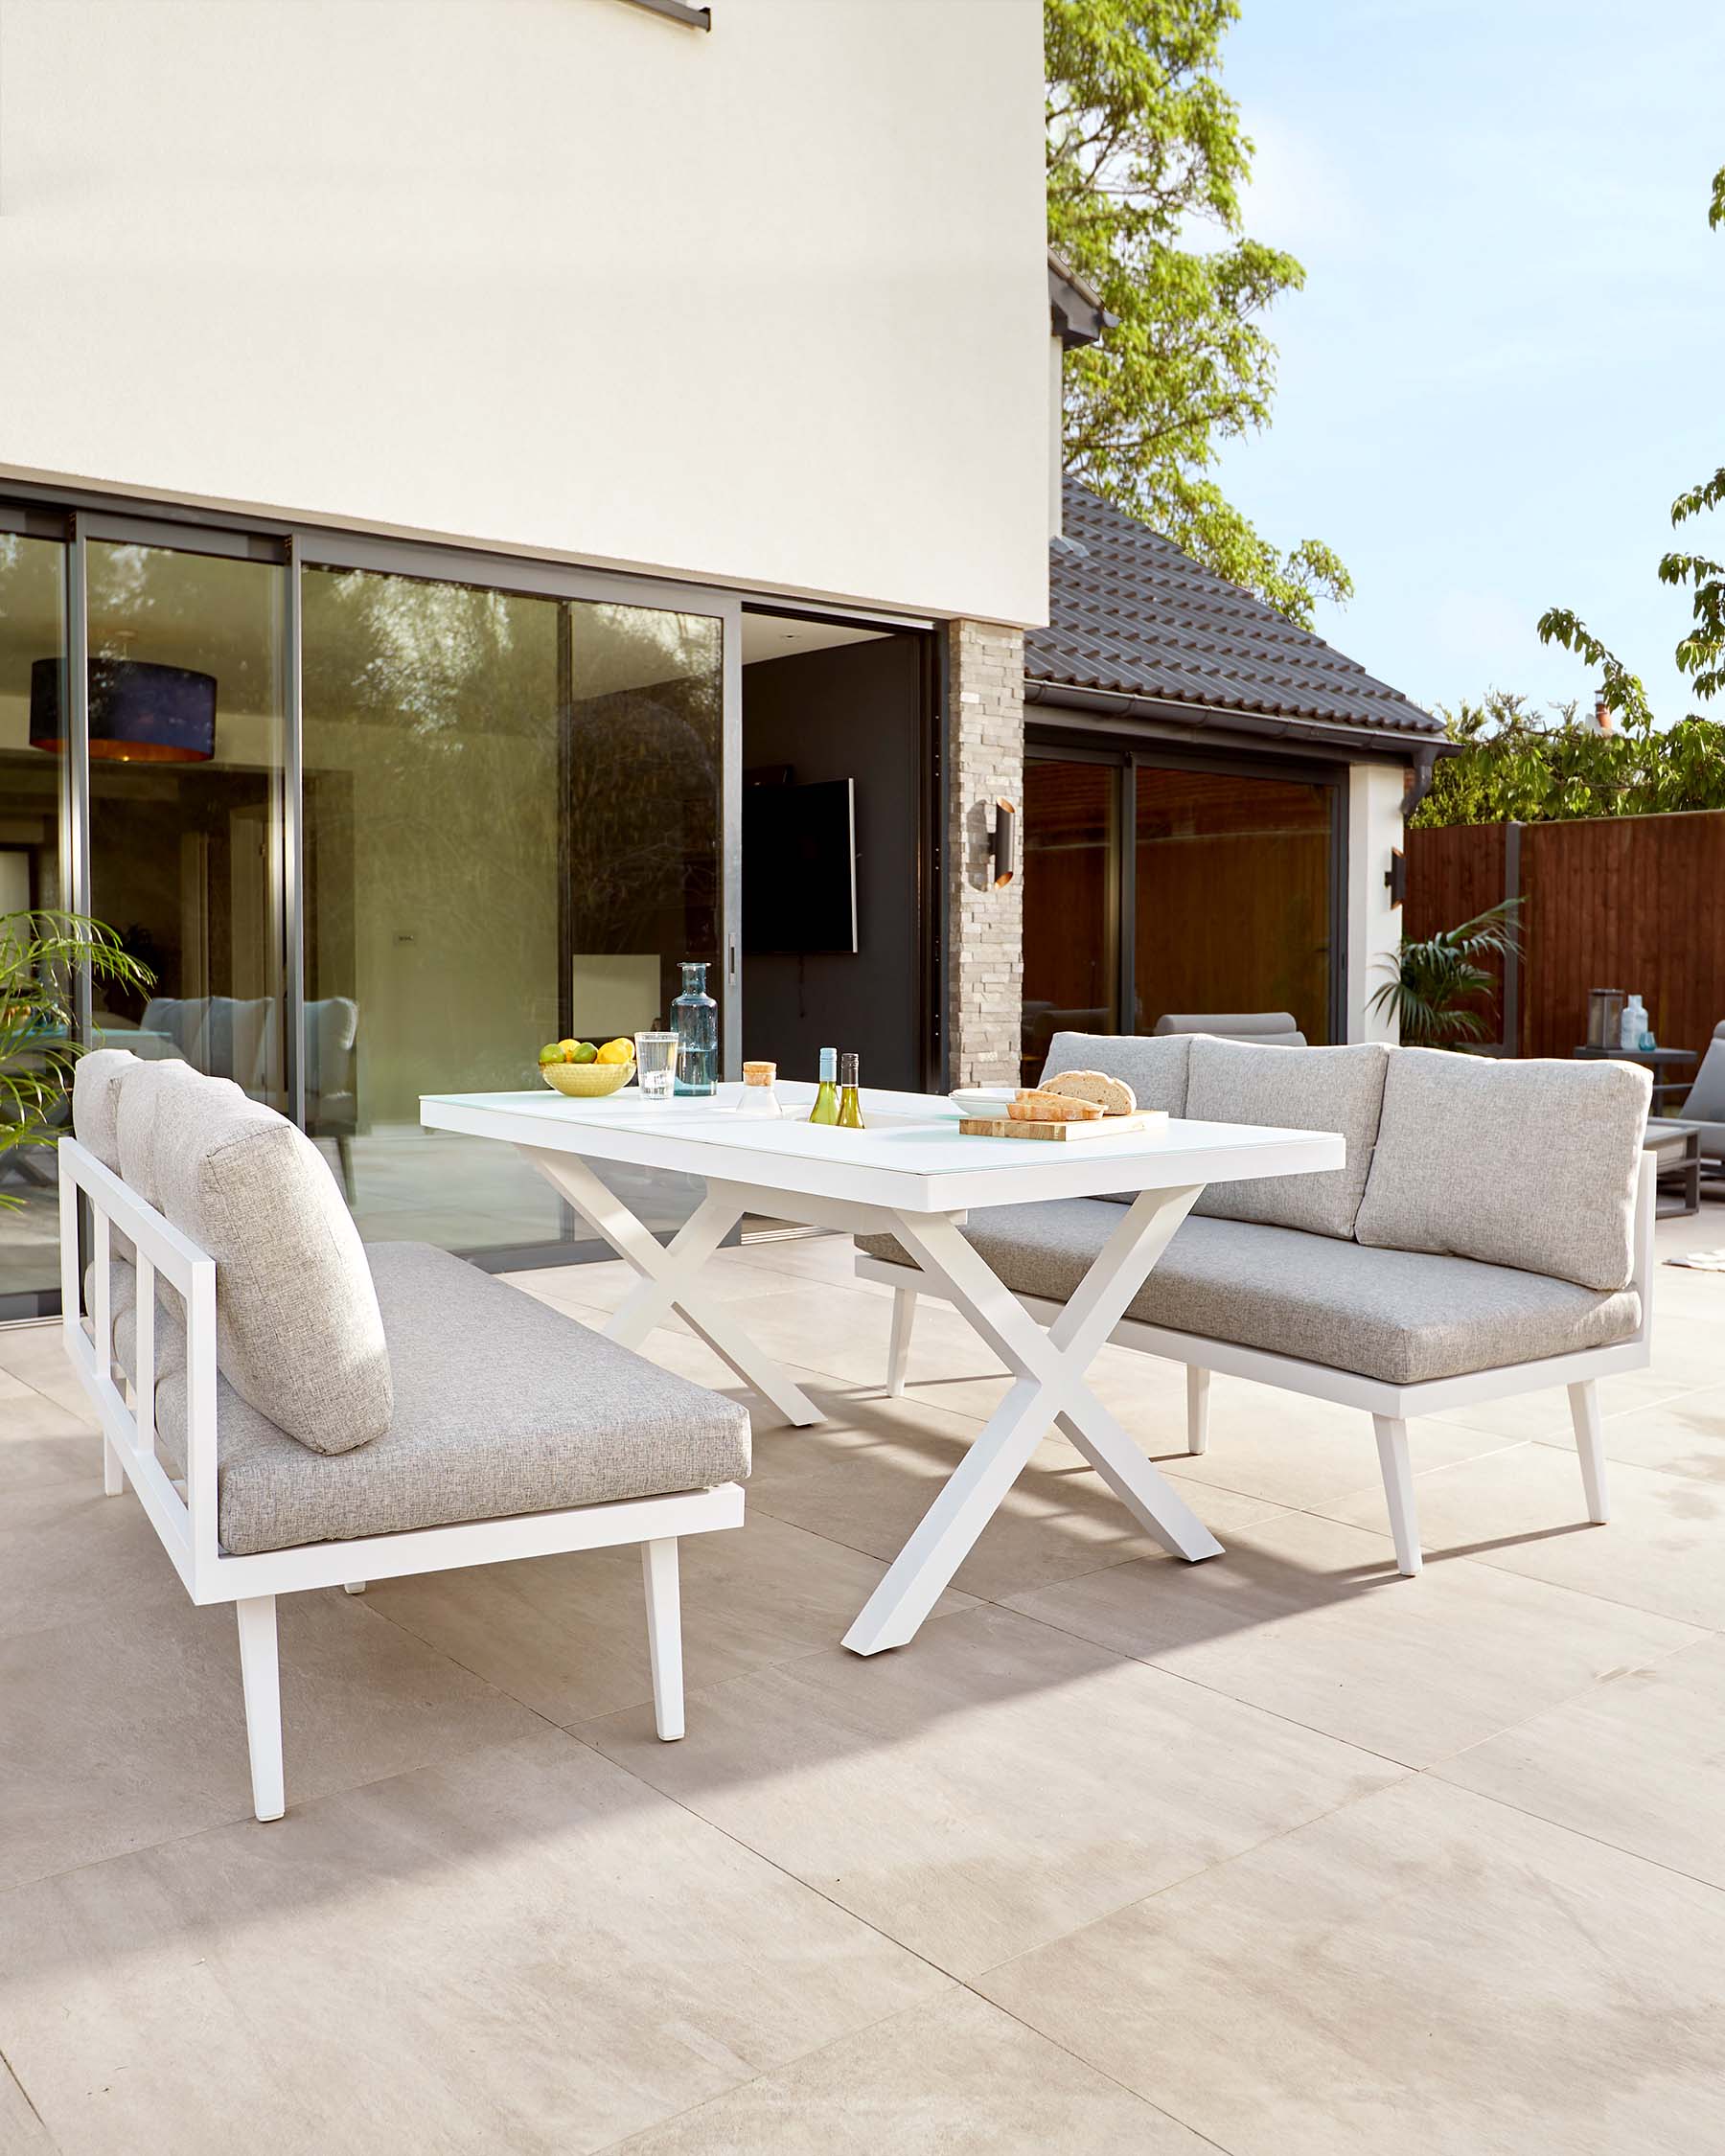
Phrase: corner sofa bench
[
  {"left": 60, "top": 1049, "right": 751, "bottom": 1821},
  {"left": 858, "top": 1032, "right": 1653, "bottom": 1575}
]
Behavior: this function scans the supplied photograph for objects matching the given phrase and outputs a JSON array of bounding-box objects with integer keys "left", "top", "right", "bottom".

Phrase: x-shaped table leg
[
  {"left": 842, "top": 1183, "right": 1221, "bottom": 1655},
  {"left": 518, "top": 1144, "right": 822, "bottom": 1428}
]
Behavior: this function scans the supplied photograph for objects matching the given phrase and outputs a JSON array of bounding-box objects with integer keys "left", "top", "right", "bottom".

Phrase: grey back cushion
[
  {"left": 1155, "top": 1012, "right": 1307, "bottom": 1047},
  {"left": 116, "top": 1058, "right": 243, "bottom": 1208},
  {"left": 71, "top": 1046, "right": 139, "bottom": 1172},
  {"left": 1187, "top": 1036, "right": 1390, "bottom": 1240},
  {"left": 1684, "top": 1024, "right": 1725, "bottom": 1124},
  {"left": 1354, "top": 1049, "right": 1650, "bottom": 1292},
  {"left": 155, "top": 1087, "right": 392, "bottom": 1455},
  {"left": 1041, "top": 1030, "right": 1192, "bottom": 1115}
]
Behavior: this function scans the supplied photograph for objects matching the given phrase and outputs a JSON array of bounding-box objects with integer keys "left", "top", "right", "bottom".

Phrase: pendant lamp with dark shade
[{"left": 30, "top": 655, "right": 217, "bottom": 763}]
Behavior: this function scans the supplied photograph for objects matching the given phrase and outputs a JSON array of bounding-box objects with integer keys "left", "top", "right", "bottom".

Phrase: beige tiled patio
[{"left": 3, "top": 1215, "right": 1724, "bottom": 2152}]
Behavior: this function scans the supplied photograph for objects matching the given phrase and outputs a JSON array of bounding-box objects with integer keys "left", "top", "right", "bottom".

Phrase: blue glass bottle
[{"left": 672, "top": 960, "right": 717, "bottom": 1096}]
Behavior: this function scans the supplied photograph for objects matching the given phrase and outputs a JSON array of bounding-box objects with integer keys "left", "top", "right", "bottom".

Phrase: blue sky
[{"left": 1210, "top": 0, "right": 1725, "bottom": 723}]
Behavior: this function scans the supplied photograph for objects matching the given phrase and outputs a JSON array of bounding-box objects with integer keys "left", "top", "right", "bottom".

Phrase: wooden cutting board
[{"left": 956, "top": 1110, "right": 1166, "bottom": 1143}]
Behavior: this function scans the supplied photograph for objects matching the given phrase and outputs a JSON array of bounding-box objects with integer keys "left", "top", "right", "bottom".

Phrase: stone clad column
[{"left": 946, "top": 621, "right": 1025, "bottom": 1087}]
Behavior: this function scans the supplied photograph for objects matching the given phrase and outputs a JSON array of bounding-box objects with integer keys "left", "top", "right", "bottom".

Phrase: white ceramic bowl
[{"left": 950, "top": 1086, "right": 1017, "bottom": 1118}]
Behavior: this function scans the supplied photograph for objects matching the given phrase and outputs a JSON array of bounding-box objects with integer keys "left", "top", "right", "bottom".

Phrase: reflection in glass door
[
  {"left": 83, "top": 539, "right": 288, "bottom": 1104},
  {"left": 1020, "top": 755, "right": 1119, "bottom": 1082},
  {"left": 301, "top": 569, "right": 725, "bottom": 1258},
  {"left": 1134, "top": 765, "right": 1333, "bottom": 1043},
  {"left": 0, "top": 531, "right": 71, "bottom": 1316}
]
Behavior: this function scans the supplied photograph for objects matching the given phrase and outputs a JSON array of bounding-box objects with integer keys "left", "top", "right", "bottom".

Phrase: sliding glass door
[
  {"left": 1020, "top": 755, "right": 1120, "bottom": 1083},
  {"left": 0, "top": 530, "right": 71, "bottom": 1314},
  {"left": 0, "top": 496, "right": 738, "bottom": 1316},
  {"left": 85, "top": 538, "right": 288, "bottom": 1106},
  {"left": 1021, "top": 740, "right": 1342, "bottom": 1077},
  {"left": 301, "top": 566, "right": 726, "bottom": 1259}
]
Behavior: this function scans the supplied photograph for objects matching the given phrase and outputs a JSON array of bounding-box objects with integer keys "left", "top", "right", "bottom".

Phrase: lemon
[{"left": 595, "top": 1037, "right": 634, "bottom": 1067}]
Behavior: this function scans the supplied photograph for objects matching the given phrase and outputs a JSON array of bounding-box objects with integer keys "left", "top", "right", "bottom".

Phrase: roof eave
[{"left": 1024, "top": 677, "right": 1447, "bottom": 762}]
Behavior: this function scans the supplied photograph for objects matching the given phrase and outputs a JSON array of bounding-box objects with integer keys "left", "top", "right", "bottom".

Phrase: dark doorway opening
[{"left": 741, "top": 614, "right": 936, "bottom": 1093}]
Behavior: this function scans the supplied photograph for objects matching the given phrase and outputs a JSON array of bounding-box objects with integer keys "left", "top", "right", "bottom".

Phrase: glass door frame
[
  {"left": 2, "top": 483, "right": 748, "bottom": 1314},
  {"left": 1024, "top": 725, "right": 1351, "bottom": 1046}
]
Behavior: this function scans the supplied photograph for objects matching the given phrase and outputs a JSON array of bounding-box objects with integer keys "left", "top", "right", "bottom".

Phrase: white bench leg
[
  {"left": 1186, "top": 1366, "right": 1210, "bottom": 1456},
  {"left": 1569, "top": 1380, "right": 1610, "bottom": 1524},
  {"left": 235, "top": 1595, "right": 286, "bottom": 1822},
  {"left": 1372, "top": 1414, "right": 1421, "bottom": 1576},
  {"left": 886, "top": 1285, "right": 917, "bottom": 1399},
  {"left": 102, "top": 1435, "right": 125, "bottom": 1497},
  {"left": 342, "top": 1581, "right": 368, "bottom": 1594},
  {"left": 642, "top": 1538, "right": 685, "bottom": 1742}
]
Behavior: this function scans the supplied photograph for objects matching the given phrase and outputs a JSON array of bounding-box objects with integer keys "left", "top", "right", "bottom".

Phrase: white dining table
[{"left": 420, "top": 1081, "right": 1344, "bottom": 1654}]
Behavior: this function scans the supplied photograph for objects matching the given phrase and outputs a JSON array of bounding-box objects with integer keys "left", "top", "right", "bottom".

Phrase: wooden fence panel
[
  {"left": 1403, "top": 823, "right": 1509, "bottom": 1040},
  {"left": 1407, "top": 810, "right": 1725, "bottom": 1063}
]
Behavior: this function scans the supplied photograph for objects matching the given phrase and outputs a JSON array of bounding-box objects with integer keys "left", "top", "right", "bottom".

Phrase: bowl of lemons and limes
[{"left": 538, "top": 1036, "right": 636, "bottom": 1097}]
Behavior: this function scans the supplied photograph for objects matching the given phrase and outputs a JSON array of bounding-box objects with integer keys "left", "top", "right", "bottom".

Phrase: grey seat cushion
[
  {"left": 1041, "top": 1030, "right": 1192, "bottom": 1115},
  {"left": 856, "top": 1202, "right": 1641, "bottom": 1387},
  {"left": 151, "top": 1242, "right": 751, "bottom": 1555},
  {"left": 1186, "top": 1036, "right": 1389, "bottom": 1239},
  {"left": 1354, "top": 1050, "right": 1650, "bottom": 1292}
]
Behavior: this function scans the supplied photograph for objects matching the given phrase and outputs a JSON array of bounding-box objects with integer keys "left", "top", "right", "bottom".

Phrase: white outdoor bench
[
  {"left": 58, "top": 1050, "right": 750, "bottom": 1822},
  {"left": 858, "top": 1033, "right": 1654, "bottom": 1576}
]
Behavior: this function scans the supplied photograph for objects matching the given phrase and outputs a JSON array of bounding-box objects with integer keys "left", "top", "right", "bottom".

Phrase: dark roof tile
[{"left": 1029, "top": 482, "right": 1442, "bottom": 739}]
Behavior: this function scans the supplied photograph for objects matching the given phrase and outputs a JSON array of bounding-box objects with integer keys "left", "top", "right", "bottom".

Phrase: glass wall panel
[
  {"left": 0, "top": 533, "right": 71, "bottom": 1316},
  {"left": 301, "top": 574, "right": 724, "bottom": 1256},
  {"left": 1134, "top": 764, "right": 1334, "bottom": 1043},
  {"left": 1021, "top": 756, "right": 1119, "bottom": 1083},
  {"left": 85, "top": 540, "right": 288, "bottom": 1105},
  {"left": 302, "top": 565, "right": 565, "bottom": 1250}
]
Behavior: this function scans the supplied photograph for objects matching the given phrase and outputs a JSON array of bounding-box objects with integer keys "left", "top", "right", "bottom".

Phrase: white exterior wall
[
  {"left": 1346, "top": 761, "right": 1407, "bottom": 1044},
  {"left": 0, "top": 0, "right": 1048, "bottom": 624}
]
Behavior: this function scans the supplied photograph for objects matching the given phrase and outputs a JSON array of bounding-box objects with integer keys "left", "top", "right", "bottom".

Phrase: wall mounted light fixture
[{"left": 989, "top": 797, "right": 1018, "bottom": 887}]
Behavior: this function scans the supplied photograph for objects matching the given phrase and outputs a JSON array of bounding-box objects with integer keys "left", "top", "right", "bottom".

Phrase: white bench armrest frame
[{"left": 57, "top": 1136, "right": 743, "bottom": 1609}]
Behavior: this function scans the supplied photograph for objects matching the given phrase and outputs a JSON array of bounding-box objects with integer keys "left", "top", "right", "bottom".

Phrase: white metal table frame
[{"left": 421, "top": 1084, "right": 1344, "bottom": 1655}]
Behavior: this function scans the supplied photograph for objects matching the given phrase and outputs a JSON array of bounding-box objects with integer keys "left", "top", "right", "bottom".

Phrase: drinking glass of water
[{"left": 634, "top": 1030, "right": 678, "bottom": 1102}]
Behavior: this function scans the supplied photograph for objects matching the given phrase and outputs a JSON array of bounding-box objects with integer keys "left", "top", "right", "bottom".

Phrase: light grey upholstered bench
[
  {"left": 857, "top": 1034, "right": 1653, "bottom": 1576},
  {"left": 59, "top": 1050, "right": 750, "bottom": 1821}
]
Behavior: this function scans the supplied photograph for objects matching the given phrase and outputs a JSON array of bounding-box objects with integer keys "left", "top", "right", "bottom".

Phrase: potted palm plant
[
  {"left": 1370, "top": 900, "right": 1523, "bottom": 1049},
  {"left": 1, "top": 910, "right": 154, "bottom": 1208}
]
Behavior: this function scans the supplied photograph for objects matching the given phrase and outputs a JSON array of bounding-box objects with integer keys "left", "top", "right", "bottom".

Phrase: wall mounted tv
[{"left": 744, "top": 777, "right": 858, "bottom": 955}]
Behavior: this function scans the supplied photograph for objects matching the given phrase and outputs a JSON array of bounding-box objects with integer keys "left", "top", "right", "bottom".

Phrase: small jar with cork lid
[{"left": 734, "top": 1060, "right": 782, "bottom": 1118}]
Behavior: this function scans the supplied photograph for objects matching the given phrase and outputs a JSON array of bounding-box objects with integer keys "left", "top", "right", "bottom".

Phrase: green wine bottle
[
  {"left": 837, "top": 1050, "right": 865, "bottom": 1129},
  {"left": 809, "top": 1046, "right": 840, "bottom": 1125}
]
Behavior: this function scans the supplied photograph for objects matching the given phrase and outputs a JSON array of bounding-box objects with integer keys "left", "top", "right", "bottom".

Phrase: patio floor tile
[
  {"left": 0, "top": 1589, "right": 542, "bottom": 1894},
  {"left": 0, "top": 1478, "right": 191, "bottom": 1643},
  {"left": 1001, "top": 1507, "right": 1704, "bottom": 1767},
  {"left": 0, "top": 1730, "right": 946, "bottom": 2156},
  {"left": 610, "top": 1987, "right": 1208, "bottom": 2154},
  {"left": 363, "top": 1510, "right": 977, "bottom": 1726},
  {"left": 1434, "top": 1632, "right": 1725, "bottom": 1890},
  {"left": 1322, "top": 1441, "right": 1725, "bottom": 1629},
  {"left": 1533, "top": 1378, "right": 1725, "bottom": 1484},
  {"left": 1132, "top": 1374, "right": 1525, "bottom": 1513},
  {"left": 742, "top": 1375, "right": 1282, "bottom": 1599},
  {"left": 976, "top": 1776, "right": 1725, "bottom": 2156},
  {"left": 580, "top": 1603, "right": 1403, "bottom": 1979}
]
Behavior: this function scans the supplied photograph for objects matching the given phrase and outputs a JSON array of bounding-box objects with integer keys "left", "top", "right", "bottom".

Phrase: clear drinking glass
[{"left": 634, "top": 1029, "right": 678, "bottom": 1102}]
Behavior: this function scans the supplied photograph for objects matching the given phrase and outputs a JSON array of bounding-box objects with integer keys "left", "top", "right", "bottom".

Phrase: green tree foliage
[
  {"left": 1, "top": 912, "right": 153, "bottom": 1209},
  {"left": 1537, "top": 165, "right": 1725, "bottom": 722},
  {"left": 1413, "top": 692, "right": 1725, "bottom": 829},
  {"left": 1046, "top": 0, "right": 1350, "bottom": 629},
  {"left": 1369, "top": 901, "right": 1522, "bottom": 1047}
]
